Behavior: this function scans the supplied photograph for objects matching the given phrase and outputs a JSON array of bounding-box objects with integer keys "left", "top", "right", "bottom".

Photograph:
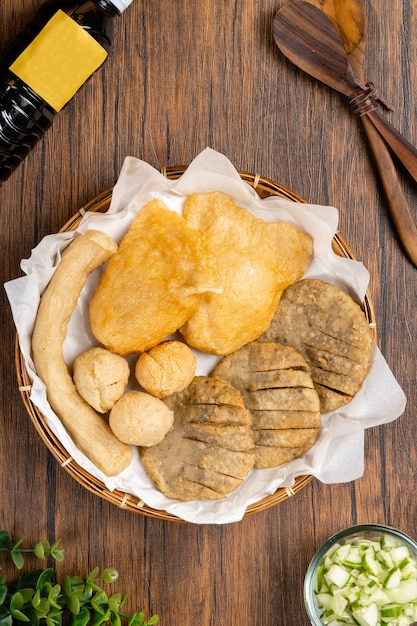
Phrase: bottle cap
[{"left": 108, "top": 0, "right": 134, "bottom": 12}]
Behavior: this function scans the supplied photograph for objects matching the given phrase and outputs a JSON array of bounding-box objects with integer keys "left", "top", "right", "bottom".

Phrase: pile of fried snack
[{"left": 31, "top": 192, "right": 373, "bottom": 502}]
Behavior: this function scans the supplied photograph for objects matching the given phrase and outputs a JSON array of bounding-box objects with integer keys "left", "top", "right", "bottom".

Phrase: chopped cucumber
[
  {"left": 385, "top": 568, "right": 403, "bottom": 589},
  {"left": 352, "top": 602, "right": 379, "bottom": 626},
  {"left": 327, "top": 565, "right": 351, "bottom": 588},
  {"left": 367, "top": 586, "right": 390, "bottom": 603},
  {"left": 363, "top": 547, "right": 383, "bottom": 577},
  {"left": 335, "top": 545, "right": 352, "bottom": 562},
  {"left": 387, "top": 578, "right": 417, "bottom": 604},
  {"left": 316, "top": 593, "right": 335, "bottom": 610},
  {"left": 377, "top": 549, "right": 395, "bottom": 570},
  {"left": 313, "top": 531, "right": 417, "bottom": 626},
  {"left": 380, "top": 604, "right": 403, "bottom": 618},
  {"left": 390, "top": 547, "right": 410, "bottom": 566},
  {"left": 381, "top": 534, "right": 401, "bottom": 549},
  {"left": 398, "top": 557, "right": 410, "bottom": 571},
  {"left": 344, "top": 548, "right": 364, "bottom": 568}
]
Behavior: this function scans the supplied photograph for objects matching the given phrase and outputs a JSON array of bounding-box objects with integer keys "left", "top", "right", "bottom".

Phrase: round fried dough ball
[
  {"left": 73, "top": 346, "right": 130, "bottom": 413},
  {"left": 135, "top": 340, "right": 196, "bottom": 397},
  {"left": 109, "top": 391, "right": 174, "bottom": 447}
]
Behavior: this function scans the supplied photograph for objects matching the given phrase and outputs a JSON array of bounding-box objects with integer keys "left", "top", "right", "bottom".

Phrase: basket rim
[{"left": 15, "top": 168, "right": 377, "bottom": 522}]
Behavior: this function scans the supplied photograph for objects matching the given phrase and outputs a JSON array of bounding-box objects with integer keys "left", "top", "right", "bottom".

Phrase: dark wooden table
[{"left": 1, "top": 1, "right": 417, "bottom": 624}]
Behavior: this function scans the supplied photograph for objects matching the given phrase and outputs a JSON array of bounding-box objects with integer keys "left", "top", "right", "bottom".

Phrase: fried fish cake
[
  {"left": 73, "top": 346, "right": 130, "bottom": 413},
  {"left": 180, "top": 191, "right": 313, "bottom": 355},
  {"left": 139, "top": 376, "right": 255, "bottom": 501},
  {"left": 135, "top": 340, "right": 196, "bottom": 398},
  {"left": 213, "top": 342, "right": 321, "bottom": 468},
  {"left": 89, "top": 199, "right": 222, "bottom": 355},
  {"left": 260, "top": 279, "right": 373, "bottom": 412}
]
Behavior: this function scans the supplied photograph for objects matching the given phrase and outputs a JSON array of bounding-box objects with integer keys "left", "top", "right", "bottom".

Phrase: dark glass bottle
[{"left": 0, "top": 0, "right": 132, "bottom": 183}]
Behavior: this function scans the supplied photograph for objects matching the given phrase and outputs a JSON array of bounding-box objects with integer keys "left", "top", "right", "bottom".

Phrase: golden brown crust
[
  {"left": 260, "top": 279, "right": 373, "bottom": 412},
  {"left": 32, "top": 230, "right": 133, "bottom": 476},
  {"left": 73, "top": 346, "right": 130, "bottom": 412},
  {"left": 180, "top": 191, "right": 313, "bottom": 355},
  {"left": 139, "top": 376, "right": 255, "bottom": 501},
  {"left": 135, "top": 340, "right": 196, "bottom": 397},
  {"left": 109, "top": 391, "right": 174, "bottom": 447},
  {"left": 212, "top": 342, "right": 321, "bottom": 468},
  {"left": 89, "top": 199, "right": 222, "bottom": 355}
]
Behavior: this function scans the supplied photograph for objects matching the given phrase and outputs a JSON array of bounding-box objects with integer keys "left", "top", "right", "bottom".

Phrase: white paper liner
[{"left": 5, "top": 148, "right": 406, "bottom": 524}]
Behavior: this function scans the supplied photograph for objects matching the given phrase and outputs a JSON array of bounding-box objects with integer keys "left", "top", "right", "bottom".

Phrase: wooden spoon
[
  {"left": 306, "top": 0, "right": 365, "bottom": 55},
  {"left": 308, "top": 0, "right": 417, "bottom": 266},
  {"left": 273, "top": 0, "right": 417, "bottom": 188}
]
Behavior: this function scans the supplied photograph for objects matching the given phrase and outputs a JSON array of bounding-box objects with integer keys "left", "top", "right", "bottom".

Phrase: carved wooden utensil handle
[
  {"left": 361, "top": 114, "right": 417, "bottom": 266},
  {"left": 365, "top": 109, "right": 417, "bottom": 186},
  {"left": 352, "top": 86, "right": 417, "bottom": 265},
  {"left": 348, "top": 83, "right": 417, "bottom": 185}
]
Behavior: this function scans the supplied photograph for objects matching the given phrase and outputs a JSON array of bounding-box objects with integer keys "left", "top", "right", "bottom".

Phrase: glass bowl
[{"left": 304, "top": 524, "right": 417, "bottom": 626}]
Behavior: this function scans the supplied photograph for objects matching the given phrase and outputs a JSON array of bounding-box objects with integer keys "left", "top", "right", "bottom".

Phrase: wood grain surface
[{"left": 1, "top": 1, "right": 417, "bottom": 624}]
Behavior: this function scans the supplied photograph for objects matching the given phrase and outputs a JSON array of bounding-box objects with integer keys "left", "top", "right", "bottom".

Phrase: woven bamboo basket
[{"left": 15, "top": 168, "right": 377, "bottom": 522}]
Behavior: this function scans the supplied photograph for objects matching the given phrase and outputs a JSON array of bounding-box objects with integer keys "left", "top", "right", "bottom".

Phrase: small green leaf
[
  {"left": 118, "top": 594, "right": 128, "bottom": 609},
  {"left": 70, "top": 606, "right": 90, "bottom": 626},
  {"left": 31, "top": 590, "right": 41, "bottom": 609},
  {"left": 11, "top": 551, "right": 25, "bottom": 570},
  {"left": 10, "top": 608, "right": 30, "bottom": 622},
  {"left": 81, "top": 582, "right": 94, "bottom": 602},
  {"left": 0, "top": 584, "right": 7, "bottom": 605},
  {"left": 10, "top": 592, "right": 25, "bottom": 610},
  {"left": 107, "top": 594, "right": 121, "bottom": 613},
  {"left": 63, "top": 577, "right": 72, "bottom": 598},
  {"left": 16, "top": 589, "right": 35, "bottom": 604},
  {"left": 12, "top": 537, "right": 26, "bottom": 551},
  {"left": 90, "top": 603, "right": 106, "bottom": 617},
  {"left": 128, "top": 612, "right": 144, "bottom": 626},
  {"left": 90, "top": 608, "right": 111, "bottom": 626},
  {"left": 0, "top": 532, "right": 10, "bottom": 549},
  {"left": 35, "top": 568, "right": 54, "bottom": 590},
  {"left": 50, "top": 541, "right": 64, "bottom": 563},
  {"left": 91, "top": 590, "right": 108, "bottom": 614},
  {"left": 42, "top": 583, "right": 53, "bottom": 595},
  {"left": 67, "top": 592, "right": 81, "bottom": 616},
  {"left": 146, "top": 616, "right": 158, "bottom": 625},
  {"left": 86, "top": 568, "right": 100, "bottom": 584},
  {"left": 101, "top": 569, "right": 118, "bottom": 584},
  {"left": 46, "top": 610, "right": 62, "bottom": 626},
  {"left": 66, "top": 576, "right": 84, "bottom": 593},
  {"left": 48, "top": 584, "right": 62, "bottom": 610},
  {"left": 34, "top": 541, "right": 50, "bottom": 560},
  {"left": 33, "top": 598, "right": 50, "bottom": 618},
  {"left": 48, "top": 584, "right": 61, "bottom": 599},
  {"left": 111, "top": 613, "right": 121, "bottom": 626}
]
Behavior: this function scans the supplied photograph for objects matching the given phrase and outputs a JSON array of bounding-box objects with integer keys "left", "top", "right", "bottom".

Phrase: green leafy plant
[{"left": 0, "top": 531, "right": 158, "bottom": 626}]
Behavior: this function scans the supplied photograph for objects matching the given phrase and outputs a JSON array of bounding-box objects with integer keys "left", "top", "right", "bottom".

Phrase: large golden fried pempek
[
  {"left": 180, "top": 191, "right": 313, "bottom": 355},
  {"left": 89, "top": 199, "right": 222, "bottom": 355}
]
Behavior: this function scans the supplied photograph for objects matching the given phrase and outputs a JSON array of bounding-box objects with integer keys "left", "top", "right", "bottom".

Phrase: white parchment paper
[{"left": 5, "top": 148, "right": 406, "bottom": 524}]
